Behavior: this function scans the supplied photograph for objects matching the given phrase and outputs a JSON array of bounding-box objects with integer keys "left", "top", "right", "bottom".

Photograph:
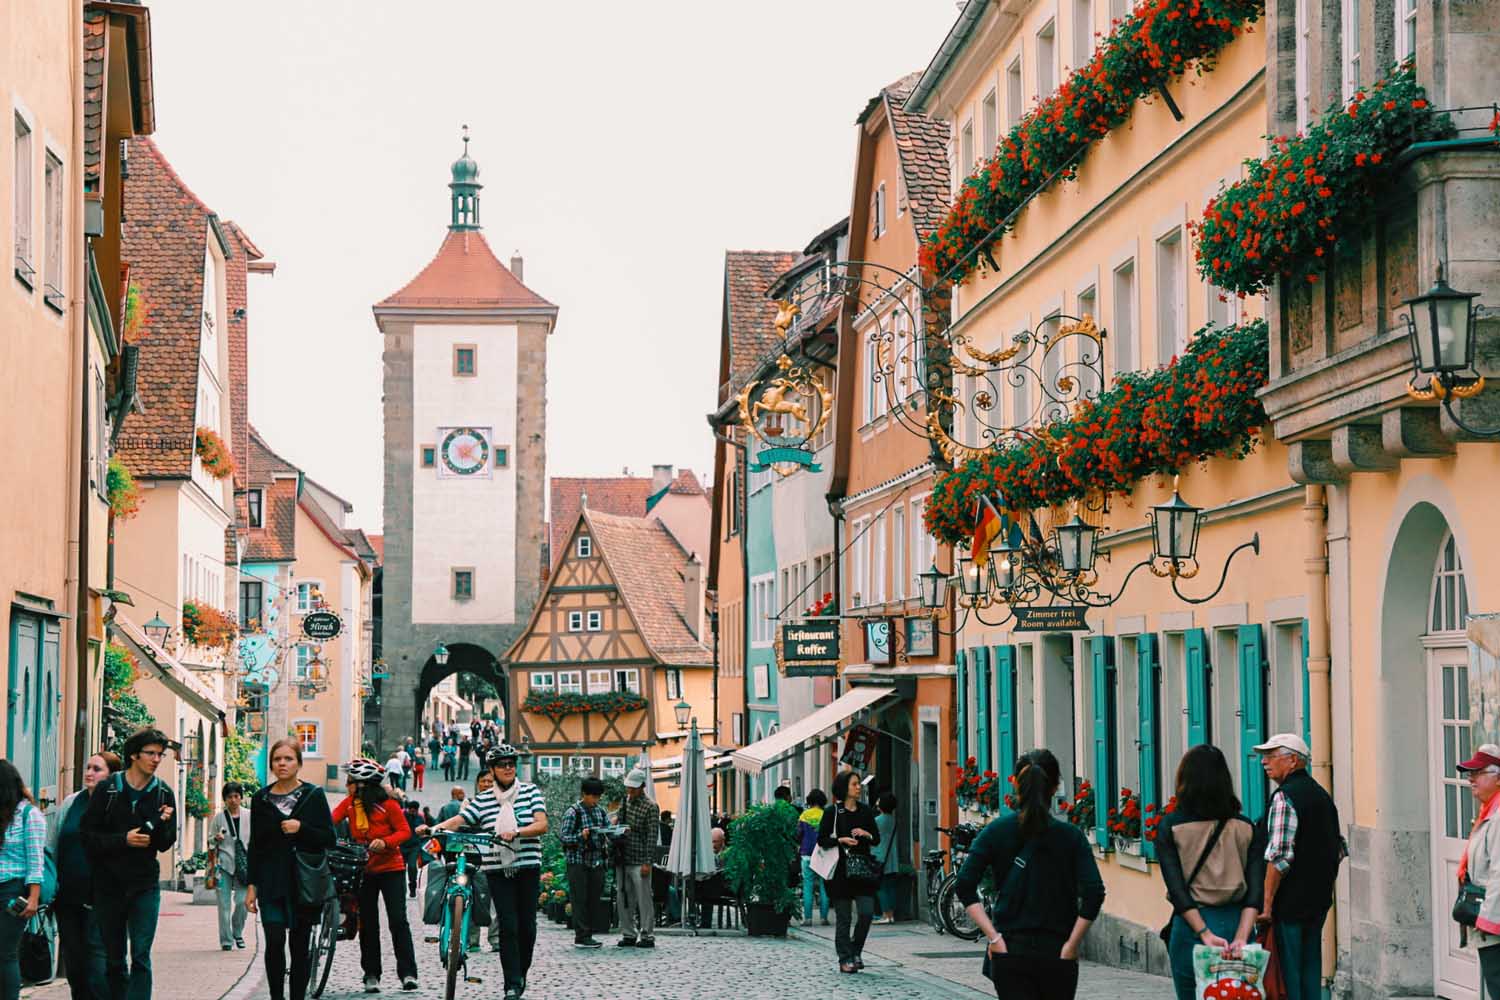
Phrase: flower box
[{"left": 1115, "top": 836, "right": 1144, "bottom": 857}]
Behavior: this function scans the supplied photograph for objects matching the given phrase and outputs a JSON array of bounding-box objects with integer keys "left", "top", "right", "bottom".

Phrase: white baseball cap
[
  {"left": 1253, "top": 733, "right": 1311, "bottom": 758},
  {"left": 623, "top": 768, "right": 648, "bottom": 788}
]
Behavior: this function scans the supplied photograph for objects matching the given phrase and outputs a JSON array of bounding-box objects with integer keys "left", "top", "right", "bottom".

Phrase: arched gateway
[{"left": 371, "top": 130, "right": 556, "bottom": 748}]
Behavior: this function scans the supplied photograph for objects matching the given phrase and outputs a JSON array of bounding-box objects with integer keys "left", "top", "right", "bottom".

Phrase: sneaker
[
  {"left": 636, "top": 937, "right": 655, "bottom": 949},
  {"left": 574, "top": 938, "right": 603, "bottom": 949},
  {"left": 821, "top": 916, "right": 831, "bottom": 926},
  {"left": 363, "top": 975, "right": 380, "bottom": 993},
  {"left": 854, "top": 957, "right": 865, "bottom": 970},
  {"left": 235, "top": 938, "right": 245, "bottom": 949},
  {"left": 617, "top": 936, "right": 637, "bottom": 947},
  {"left": 400, "top": 978, "right": 418, "bottom": 992},
  {"left": 221, "top": 944, "right": 233, "bottom": 951}
]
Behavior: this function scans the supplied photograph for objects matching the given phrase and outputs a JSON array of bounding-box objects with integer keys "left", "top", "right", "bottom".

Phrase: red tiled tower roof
[{"left": 374, "top": 229, "right": 554, "bottom": 313}]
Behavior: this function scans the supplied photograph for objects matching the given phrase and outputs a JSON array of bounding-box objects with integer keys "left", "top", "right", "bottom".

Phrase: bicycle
[
  {"left": 308, "top": 838, "right": 368, "bottom": 999},
  {"left": 922, "top": 823, "right": 994, "bottom": 941},
  {"left": 421, "top": 829, "right": 495, "bottom": 1000}
]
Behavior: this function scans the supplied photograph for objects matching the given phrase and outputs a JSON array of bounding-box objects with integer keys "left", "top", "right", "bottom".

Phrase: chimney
[
  {"left": 651, "top": 464, "right": 673, "bottom": 495},
  {"left": 683, "top": 553, "right": 704, "bottom": 641},
  {"left": 510, "top": 253, "right": 524, "bottom": 281}
]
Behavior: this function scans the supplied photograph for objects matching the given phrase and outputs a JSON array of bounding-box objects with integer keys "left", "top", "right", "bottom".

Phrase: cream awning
[
  {"left": 111, "top": 613, "right": 228, "bottom": 724},
  {"left": 650, "top": 749, "right": 733, "bottom": 776},
  {"left": 730, "top": 684, "right": 899, "bottom": 776}
]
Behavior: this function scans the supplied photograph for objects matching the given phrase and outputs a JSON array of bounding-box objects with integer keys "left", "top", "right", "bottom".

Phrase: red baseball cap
[{"left": 1456, "top": 744, "right": 1500, "bottom": 772}]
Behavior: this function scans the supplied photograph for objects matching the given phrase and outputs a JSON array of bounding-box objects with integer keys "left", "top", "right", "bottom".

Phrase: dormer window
[
  {"left": 576, "top": 536, "right": 592, "bottom": 558},
  {"left": 247, "top": 488, "right": 264, "bottom": 528}
]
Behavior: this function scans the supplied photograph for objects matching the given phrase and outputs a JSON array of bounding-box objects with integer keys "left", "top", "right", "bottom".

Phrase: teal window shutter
[
  {"left": 1090, "top": 636, "right": 1116, "bottom": 848},
  {"left": 994, "top": 645, "right": 1017, "bottom": 792},
  {"left": 1185, "top": 628, "right": 1210, "bottom": 748},
  {"left": 1136, "top": 634, "right": 1160, "bottom": 860},
  {"left": 1238, "top": 624, "right": 1268, "bottom": 820},
  {"left": 956, "top": 649, "right": 968, "bottom": 765},
  {"left": 974, "top": 646, "right": 992, "bottom": 774},
  {"left": 1301, "top": 619, "right": 1311, "bottom": 748}
]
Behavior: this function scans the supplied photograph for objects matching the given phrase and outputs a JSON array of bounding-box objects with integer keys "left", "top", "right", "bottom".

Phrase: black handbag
[
  {"left": 843, "top": 850, "right": 881, "bottom": 883},
  {"left": 18, "top": 915, "right": 51, "bottom": 983},
  {"left": 226, "top": 813, "right": 250, "bottom": 886},
  {"left": 1454, "top": 876, "right": 1486, "bottom": 928},
  {"left": 1159, "top": 817, "right": 1228, "bottom": 944}
]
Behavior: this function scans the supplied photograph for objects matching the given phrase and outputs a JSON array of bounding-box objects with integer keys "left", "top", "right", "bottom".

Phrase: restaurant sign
[{"left": 781, "top": 621, "right": 839, "bottom": 677}]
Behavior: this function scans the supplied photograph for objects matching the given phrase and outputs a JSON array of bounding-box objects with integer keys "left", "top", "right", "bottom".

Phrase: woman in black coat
[
  {"left": 817, "top": 769, "right": 880, "bottom": 974},
  {"left": 245, "top": 739, "right": 335, "bottom": 1000}
]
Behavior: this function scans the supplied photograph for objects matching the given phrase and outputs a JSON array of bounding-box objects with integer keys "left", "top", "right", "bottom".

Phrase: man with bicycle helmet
[
  {"left": 420, "top": 744, "right": 545, "bottom": 1000},
  {"left": 332, "top": 758, "right": 419, "bottom": 992}
]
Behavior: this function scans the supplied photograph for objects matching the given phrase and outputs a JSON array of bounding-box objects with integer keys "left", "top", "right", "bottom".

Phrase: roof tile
[
  {"left": 585, "top": 510, "right": 711, "bottom": 667},
  {"left": 375, "top": 230, "right": 555, "bottom": 312},
  {"left": 724, "top": 250, "right": 799, "bottom": 394},
  {"left": 883, "top": 76, "right": 953, "bottom": 242}
]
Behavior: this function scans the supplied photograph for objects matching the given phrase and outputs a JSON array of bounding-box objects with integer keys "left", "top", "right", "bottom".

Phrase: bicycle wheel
[
  {"left": 925, "top": 871, "right": 946, "bottom": 934},
  {"left": 937, "top": 878, "right": 981, "bottom": 941},
  {"left": 444, "top": 892, "right": 467, "bottom": 1000},
  {"left": 309, "top": 897, "right": 339, "bottom": 999}
]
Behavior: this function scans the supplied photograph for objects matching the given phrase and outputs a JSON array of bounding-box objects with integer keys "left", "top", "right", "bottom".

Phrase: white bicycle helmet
[
  {"left": 485, "top": 744, "right": 520, "bottom": 767},
  {"left": 346, "top": 757, "right": 384, "bottom": 783}
]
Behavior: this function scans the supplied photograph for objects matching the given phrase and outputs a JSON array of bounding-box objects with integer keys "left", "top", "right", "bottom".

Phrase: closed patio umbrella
[{"left": 665, "top": 721, "right": 717, "bottom": 932}]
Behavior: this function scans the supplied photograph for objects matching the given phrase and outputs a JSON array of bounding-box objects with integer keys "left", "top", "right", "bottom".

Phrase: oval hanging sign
[{"left": 302, "top": 611, "right": 343, "bottom": 641}]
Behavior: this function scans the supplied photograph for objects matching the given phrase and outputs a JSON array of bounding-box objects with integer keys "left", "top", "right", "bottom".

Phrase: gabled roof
[
  {"left": 723, "top": 250, "right": 799, "bottom": 387},
  {"left": 247, "top": 425, "right": 298, "bottom": 482},
  {"left": 549, "top": 476, "right": 654, "bottom": 568},
  {"left": 83, "top": 1, "right": 155, "bottom": 191},
  {"left": 883, "top": 75, "right": 953, "bottom": 242},
  {"left": 243, "top": 427, "right": 299, "bottom": 563},
  {"left": 114, "top": 137, "right": 213, "bottom": 478},
  {"left": 583, "top": 511, "right": 711, "bottom": 667},
  {"left": 366, "top": 534, "right": 385, "bottom": 565},
  {"left": 374, "top": 230, "right": 556, "bottom": 315}
]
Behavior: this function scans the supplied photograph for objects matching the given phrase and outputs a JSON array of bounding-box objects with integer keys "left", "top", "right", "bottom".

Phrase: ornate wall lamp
[{"left": 1404, "top": 266, "right": 1496, "bottom": 436}]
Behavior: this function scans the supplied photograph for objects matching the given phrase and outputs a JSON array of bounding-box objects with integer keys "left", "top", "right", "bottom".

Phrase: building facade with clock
[{"left": 372, "top": 132, "right": 556, "bottom": 744}]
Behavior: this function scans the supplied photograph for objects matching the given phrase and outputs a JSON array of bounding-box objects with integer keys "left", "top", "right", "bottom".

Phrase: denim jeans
[
  {"left": 1274, "top": 914, "right": 1327, "bottom": 1000},
  {"left": 1480, "top": 943, "right": 1500, "bottom": 999},
  {"left": 93, "top": 885, "right": 160, "bottom": 1000},
  {"left": 52, "top": 899, "right": 107, "bottom": 1000},
  {"left": 0, "top": 879, "right": 24, "bottom": 1000},
  {"left": 357, "top": 870, "right": 418, "bottom": 982},
  {"left": 487, "top": 868, "right": 540, "bottom": 992},
  {"left": 800, "top": 856, "right": 829, "bottom": 920},
  {"left": 1167, "top": 903, "right": 1244, "bottom": 1000},
  {"left": 832, "top": 894, "right": 874, "bottom": 962}
]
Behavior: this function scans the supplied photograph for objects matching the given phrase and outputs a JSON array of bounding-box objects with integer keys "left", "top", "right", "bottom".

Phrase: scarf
[
  {"left": 493, "top": 780, "right": 521, "bottom": 868},
  {"left": 1459, "top": 790, "right": 1500, "bottom": 884},
  {"left": 352, "top": 799, "right": 369, "bottom": 838}
]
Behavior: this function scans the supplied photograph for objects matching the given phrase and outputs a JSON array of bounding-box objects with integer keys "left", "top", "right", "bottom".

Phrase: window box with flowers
[
  {"left": 1108, "top": 788, "right": 1144, "bottom": 855},
  {"left": 521, "top": 690, "right": 647, "bottom": 721},
  {"left": 1058, "top": 778, "right": 1098, "bottom": 847},
  {"left": 181, "top": 601, "right": 239, "bottom": 651},
  {"left": 194, "top": 426, "right": 235, "bottom": 481},
  {"left": 954, "top": 756, "right": 1000, "bottom": 817},
  {"left": 107, "top": 456, "right": 142, "bottom": 520},
  {"left": 802, "top": 593, "right": 836, "bottom": 617}
]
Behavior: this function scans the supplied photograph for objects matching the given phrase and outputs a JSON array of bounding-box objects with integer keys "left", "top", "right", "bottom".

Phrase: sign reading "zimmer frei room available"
[
  {"left": 1012, "top": 605, "right": 1090, "bottom": 632},
  {"left": 782, "top": 621, "right": 840, "bottom": 676}
]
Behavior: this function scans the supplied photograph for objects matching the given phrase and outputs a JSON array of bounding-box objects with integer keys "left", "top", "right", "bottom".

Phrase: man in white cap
[
  {"left": 1253, "top": 733, "right": 1343, "bottom": 1000},
  {"left": 615, "top": 768, "right": 660, "bottom": 948}
]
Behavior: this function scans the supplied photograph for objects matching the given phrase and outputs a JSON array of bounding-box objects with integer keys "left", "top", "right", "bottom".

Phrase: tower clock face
[{"left": 440, "top": 426, "right": 490, "bottom": 477}]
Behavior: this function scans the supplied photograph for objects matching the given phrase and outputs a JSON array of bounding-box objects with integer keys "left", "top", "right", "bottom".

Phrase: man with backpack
[{"left": 82, "top": 728, "right": 177, "bottom": 1000}]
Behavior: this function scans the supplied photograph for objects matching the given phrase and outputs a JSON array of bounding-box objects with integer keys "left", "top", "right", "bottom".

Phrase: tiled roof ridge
[
  {"left": 583, "top": 509, "right": 711, "bottom": 665},
  {"left": 223, "top": 219, "right": 264, "bottom": 260},
  {"left": 247, "top": 425, "right": 301, "bottom": 478},
  {"left": 134, "top": 137, "right": 217, "bottom": 222},
  {"left": 883, "top": 79, "right": 953, "bottom": 241},
  {"left": 375, "top": 228, "right": 556, "bottom": 310}
]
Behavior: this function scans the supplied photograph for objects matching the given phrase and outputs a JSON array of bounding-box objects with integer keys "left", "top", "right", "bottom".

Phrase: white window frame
[
  {"left": 529, "top": 672, "right": 555, "bottom": 691},
  {"left": 1396, "top": 0, "right": 1417, "bottom": 63},
  {"left": 569, "top": 756, "right": 595, "bottom": 775},
  {"left": 1155, "top": 228, "right": 1185, "bottom": 364},
  {"left": 752, "top": 663, "right": 770, "bottom": 700},
  {"left": 295, "top": 581, "right": 321, "bottom": 614},
  {"left": 870, "top": 511, "right": 887, "bottom": 606},
  {"left": 1295, "top": 0, "right": 1311, "bottom": 133},
  {"left": 614, "top": 668, "right": 640, "bottom": 694},
  {"left": 982, "top": 90, "right": 998, "bottom": 159},
  {"left": 849, "top": 519, "right": 869, "bottom": 609},
  {"left": 600, "top": 756, "right": 627, "bottom": 778},
  {"left": 586, "top": 669, "right": 612, "bottom": 694},
  {"left": 247, "top": 488, "right": 265, "bottom": 528},
  {"left": 1006, "top": 56, "right": 1024, "bottom": 129},
  {"left": 42, "top": 149, "right": 62, "bottom": 309},
  {"left": 1340, "top": 0, "right": 1360, "bottom": 102},
  {"left": 558, "top": 670, "right": 583, "bottom": 695},
  {"left": 864, "top": 328, "right": 889, "bottom": 425},
  {"left": 576, "top": 535, "right": 592, "bottom": 558},
  {"left": 1011, "top": 318, "right": 1033, "bottom": 426},
  {"left": 892, "top": 504, "right": 906, "bottom": 602},
  {"left": 1072, "top": 0, "right": 1094, "bottom": 69},
  {"left": 873, "top": 182, "right": 887, "bottom": 238},
  {"left": 586, "top": 609, "right": 602, "bottom": 632},
  {"left": 665, "top": 668, "right": 683, "bottom": 700},
  {"left": 1036, "top": 19, "right": 1058, "bottom": 97},
  {"left": 1430, "top": 531, "right": 1470, "bottom": 634},
  {"left": 959, "top": 119, "right": 975, "bottom": 173},
  {"left": 911, "top": 495, "right": 936, "bottom": 596},
  {"left": 294, "top": 644, "right": 314, "bottom": 681},
  {"left": 537, "top": 756, "right": 564, "bottom": 777},
  {"left": 292, "top": 718, "right": 321, "bottom": 758},
  {"left": 1074, "top": 285, "right": 1102, "bottom": 398},
  {"left": 13, "top": 111, "right": 34, "bottom": 286},
  {"left": 751, "top": 574, "right": 776, "bottom": 646},
  {"left": 568, "top": 610, "right": 584, "bottom": 632},
  {"left": 1111, "top": 257, "right": 1137, "bottom": 374}
]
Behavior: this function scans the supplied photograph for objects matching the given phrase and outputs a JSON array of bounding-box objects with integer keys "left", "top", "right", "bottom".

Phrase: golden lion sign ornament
[{"left": 736, "top": 300, "right": 833, "bottom": 474}]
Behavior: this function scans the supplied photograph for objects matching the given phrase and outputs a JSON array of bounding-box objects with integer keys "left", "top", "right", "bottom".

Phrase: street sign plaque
[
  {"left": 301, "top": 611, "right": 343, "bottom": 641},
  {"left": 781, "top": 621, "right": 839, "bottom": 677},
  {"left": 1012, "top": 605, "right": 1090, "bottom": 632}
]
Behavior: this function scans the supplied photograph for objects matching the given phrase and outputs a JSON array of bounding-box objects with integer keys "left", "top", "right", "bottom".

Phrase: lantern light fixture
[
  {"left": 918, "top": 562, "right": 950, "bottom": 611},
  {"left": 1402, "top": 265, "right": 1498, "bottom": 436},
  {"left": 433, "top": 643, "right": 450, "bottom": 667},
  {"left": 674, "top": 699, "right": 692, "bottom": 729},
  {"left": 143, "top": 613, "right": 170, "bottom": 648},
  {"left": 1150, "top": 482, "right": 1202, "bottom": 564},
  {"left": 1053, "top": 513, "right": 1099, "bottom": 574}
]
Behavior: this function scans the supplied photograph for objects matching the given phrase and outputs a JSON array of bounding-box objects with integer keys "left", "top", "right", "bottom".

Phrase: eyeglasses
[
  {"left": 137, "top": 750, "right": 164, "bottom": 759},
  {"left": 493, "top": 761, "right": 517, "bottom": 769}
]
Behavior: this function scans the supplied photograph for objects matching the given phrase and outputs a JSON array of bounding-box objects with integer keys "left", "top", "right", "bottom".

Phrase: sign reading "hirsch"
[{"left": 1012, "top": 605, "right": 1090, "bottom": 632}]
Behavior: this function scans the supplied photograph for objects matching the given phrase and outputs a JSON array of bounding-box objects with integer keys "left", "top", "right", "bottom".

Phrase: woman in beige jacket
[{"left": 1457, "top": 743, "right": 1500, "bottom": 994}]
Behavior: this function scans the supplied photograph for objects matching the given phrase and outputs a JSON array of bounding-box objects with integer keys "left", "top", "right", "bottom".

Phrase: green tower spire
[{"left": 449, "top": 124, "right": 482, "bottom": 231}]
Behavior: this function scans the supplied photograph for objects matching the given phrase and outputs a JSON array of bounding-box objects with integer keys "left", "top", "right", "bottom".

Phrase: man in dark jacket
[
  {"left": 83, "top": 727, "right": 177, "bottom": 1000},
  {"left": 1255, "top": 733, "right": 1343, "bottom": 1000}
]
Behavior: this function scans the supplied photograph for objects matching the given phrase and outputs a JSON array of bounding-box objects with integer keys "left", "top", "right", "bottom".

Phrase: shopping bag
[
  {"left": 1192, "top": 944, "right": 1270, "bottom": 1000},
  {"left": 809, "top": 842, "right": 839, "bottom": 880}
]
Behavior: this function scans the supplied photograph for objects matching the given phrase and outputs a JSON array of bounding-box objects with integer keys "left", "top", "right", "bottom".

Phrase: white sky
[{"left": 147, "top": 1, "right": 960, "bottom": 530}]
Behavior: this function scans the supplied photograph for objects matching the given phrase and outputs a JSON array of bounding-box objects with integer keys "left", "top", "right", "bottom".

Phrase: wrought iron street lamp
[
  {"left": 1150, "top": 486, "right": 1202, "bottom": 565},
  {"left": 917, "top": 562, "right": 950, "bottom": 611},
  {"left": 433, "top": 643, "right": 450, "bottom": 667},
  {"left": 1053, "top": 513, "right": 1099, "bottom": 574},
  {"left": 1403, "top": 266, "right": 1496, "bottom": 436},
  {"left": 143, "top": 613, "right": 170, "bottom": 648},
  {"left": 674, "top": 699, "right": 692, "bottom": 729}
]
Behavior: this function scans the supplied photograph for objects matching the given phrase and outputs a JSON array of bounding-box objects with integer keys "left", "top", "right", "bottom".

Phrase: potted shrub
[
  {"left": 178, "top": 851, "right": 212, "bottom": 902},
  {"left": 722, "top": 802, "right": 800, "bottom": 938}
]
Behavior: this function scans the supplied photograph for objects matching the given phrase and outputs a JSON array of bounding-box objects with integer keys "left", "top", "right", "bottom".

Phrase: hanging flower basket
[
  {"left": 107, "top": 456, "right": 142, "bottom": 520},
  {"left": 1192, "top": 62, "right": 1454, "bottom": 296},
  {"left": 953, "top": 756, "right": 1000, "bottom": 815},
  {"left": 195, "top": 426, "right": 234, "bottom": 481},
  {"left": 521, "top": 690, "right": 648, "bottom": 721},
  {"left": 121, "top": 281, "right": 151, "bottom": 344},
  {"left": 181, "top": 600, "right": 239, "bottom": 650},
  {"left": 1059, "top": 778, "right": 1095, "bottom": 831}
]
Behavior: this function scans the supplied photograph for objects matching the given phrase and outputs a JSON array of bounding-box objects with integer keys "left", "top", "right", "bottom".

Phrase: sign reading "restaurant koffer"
[
  {"left": 1012, "top": 605, "right": 1090, "bottom": 632},
  {"left": 782, "top": 621, "right": 839, "bottom": 676}
]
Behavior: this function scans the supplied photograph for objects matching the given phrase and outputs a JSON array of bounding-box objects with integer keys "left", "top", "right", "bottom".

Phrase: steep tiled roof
[
  {"left": 549, "top": 476, "right": 653, "bottom": 568},
  {"left": 243, "top": 427, "right": 299, "bottom": 563},
  {"left": 883, "top": 75, "right": 953, "bottom": 242},
  {"left": 82, "top": 12, "right": 106, "bottom": 188},
  {"left": 375, "top": 230, "right": 555, "bottom": 313},
  {"left": 114, "top": 138, "right": 213, "bottom": 478},
  {"left": 366, "top": 534, "right": 385, "bottom": 564},
  {"left": 669, "top": 469, "right": 704, "bottom": 496},
  {"left": 585, "top": 510, "right": 711, "bottom": 667},
  {"left": 347, "top": 529, "right": 378, "bottom": 565},
  {"left": 724, "top": 250, "right": 799, "bottom": 386}
]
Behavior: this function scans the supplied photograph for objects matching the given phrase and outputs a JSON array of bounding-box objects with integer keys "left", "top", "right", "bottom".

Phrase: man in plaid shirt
[
  {"left": 560, "top": 777, "right": 610, "bottom": 948},
  {"left": 615, "top": 769, "right": 660, "bottom": 947}
]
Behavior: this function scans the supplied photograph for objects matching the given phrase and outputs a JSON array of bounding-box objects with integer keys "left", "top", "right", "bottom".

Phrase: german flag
[{"left": 971, "top": 496, "right": 1002, "bottom": 568}]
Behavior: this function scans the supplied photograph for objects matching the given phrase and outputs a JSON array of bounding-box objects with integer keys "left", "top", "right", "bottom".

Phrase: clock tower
[{"left": 372, "top": 128, "right": 555, "bottom": 746}]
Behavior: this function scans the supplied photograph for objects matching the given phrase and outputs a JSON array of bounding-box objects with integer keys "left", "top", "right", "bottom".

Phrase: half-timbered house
[{"left": 506, "top": 508, "right": 713, "bottom": 810}]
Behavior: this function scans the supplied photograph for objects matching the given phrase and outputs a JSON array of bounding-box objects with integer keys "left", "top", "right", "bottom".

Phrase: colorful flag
[{"left": 971, "top": 496, "right": 1002, "bottom": 568}]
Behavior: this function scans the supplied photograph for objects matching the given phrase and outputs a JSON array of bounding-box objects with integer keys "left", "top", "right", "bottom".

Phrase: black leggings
[{"left": 262, "top": 916, "right": 312, "bottom": 1000}]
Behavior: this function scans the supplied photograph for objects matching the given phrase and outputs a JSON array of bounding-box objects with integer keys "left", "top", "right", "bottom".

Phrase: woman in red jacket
[{"left": 333, "top": 759, "right": 419, "bottom": 992}]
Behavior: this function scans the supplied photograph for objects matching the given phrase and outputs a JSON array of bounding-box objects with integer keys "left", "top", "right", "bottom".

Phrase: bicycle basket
[{"left": 328, "top": 842, "right": 369, "bottom": 896}]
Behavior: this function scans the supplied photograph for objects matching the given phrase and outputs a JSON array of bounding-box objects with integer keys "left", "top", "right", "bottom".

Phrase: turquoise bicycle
[{"left": 421, "top": 830, "right": 494, "bottom": 1000}]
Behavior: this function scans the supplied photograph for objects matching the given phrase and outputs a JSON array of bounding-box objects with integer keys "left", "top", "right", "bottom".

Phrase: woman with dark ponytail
[{"left": 954, "top": 749, "right": 1104, "bottom": 999}]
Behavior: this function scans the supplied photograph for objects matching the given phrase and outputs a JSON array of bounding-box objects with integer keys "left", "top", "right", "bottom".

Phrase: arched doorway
[
  {"left": 414, "top": 642, "right": 507, "bottom": 739},
  {"left": 1380, "top": 503, "right": 1474, "bottom": 999}
]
